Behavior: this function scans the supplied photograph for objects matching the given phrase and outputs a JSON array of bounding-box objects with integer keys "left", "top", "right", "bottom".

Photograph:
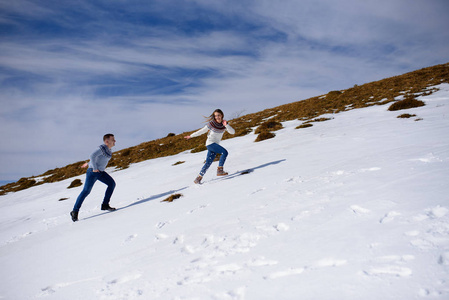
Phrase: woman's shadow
[{"left": 207, "top": 159, "right": 286, "bottom": 182}]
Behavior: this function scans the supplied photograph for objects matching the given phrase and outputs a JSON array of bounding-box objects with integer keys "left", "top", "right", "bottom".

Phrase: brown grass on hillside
[
  {"left": 161, "top": 193, "right": 183, "bottom": 203},
  {"left": 255, "top": 131, "right": 276, "bottom": 142},
  {"left": 255, "top": 121, "right": 283, "bottom": 134},
  {"left": 388, "top": 97, "right": 425, "bottom": 111},
  {"left": 254, "top": 120, "right": 283, "bottom": 142},
  {"left": 296, "top": 123, "right": 314, "bottom": 129},
  {"left": 1, "top": 62, "right": 448, "bottom": 195},
  {"left": 397, "top": 114, "right": 417, "bottom": 119},
  {"left": 67, "top": 179, "right": 83, "bottom": 189}
]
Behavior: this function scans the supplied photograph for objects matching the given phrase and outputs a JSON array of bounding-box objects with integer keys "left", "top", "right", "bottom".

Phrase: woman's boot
[{"left": 217, "top": 166, "right": 228, "bottom": 176}]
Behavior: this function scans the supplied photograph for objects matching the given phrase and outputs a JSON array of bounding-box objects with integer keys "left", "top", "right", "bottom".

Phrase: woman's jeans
[
  {"left": 200, "top": 143, "right": 228, "bottom": 176},
  {"left": 73, "top": 168, "right": 116, "bottom": 212}
]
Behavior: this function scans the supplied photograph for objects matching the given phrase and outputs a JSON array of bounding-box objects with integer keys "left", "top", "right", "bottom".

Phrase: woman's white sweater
[{"left": 191, "top": 124, "right": 235, "bottom": 146}]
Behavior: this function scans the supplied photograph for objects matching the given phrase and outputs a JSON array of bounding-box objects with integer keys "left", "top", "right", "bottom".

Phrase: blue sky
[{"left": 1, "top": 0, "right": 448, "bottom": 183}]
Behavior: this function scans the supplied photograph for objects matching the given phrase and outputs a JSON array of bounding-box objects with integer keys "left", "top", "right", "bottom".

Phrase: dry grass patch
[
  {"left": 255, "top": 131, "right": 276, "bottom": 142},
  {"left": 161, "top": 193, "right": 183, "bottom": 203},
  {"left": 397, "top": 114, "right": 417, "bottom": 119},
  {"left": 388, "top": 97, "right": 425, "bottom": 111},
  {"left": 255, "top": 121, "right": 283, "bottom": 134},
  {"left": 312, "top": 117, "right": 333, "bottom": 122},
  {"left": 67, "top": 179, "right": 83, "bottom": 189},
  {"left": 296, "top": 123, "right": 314, "bottom": 129}
]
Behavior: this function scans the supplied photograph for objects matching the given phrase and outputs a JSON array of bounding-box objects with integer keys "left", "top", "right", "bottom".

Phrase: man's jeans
[
  {"left": 73, "top": 168, "right": 116, "bottom": 212},
  {"left": 200, "top": 143, "right": 228, "bottom": 176}
]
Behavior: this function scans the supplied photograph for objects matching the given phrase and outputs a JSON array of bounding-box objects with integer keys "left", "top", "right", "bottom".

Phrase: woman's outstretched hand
[{"left": 184, "top": 136, "right": 191, "bottom": 140}]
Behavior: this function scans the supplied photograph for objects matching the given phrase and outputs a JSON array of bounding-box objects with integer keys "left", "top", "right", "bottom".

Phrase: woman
[{"left": 185, "top": 109, "right": 235, "bottom": 184}]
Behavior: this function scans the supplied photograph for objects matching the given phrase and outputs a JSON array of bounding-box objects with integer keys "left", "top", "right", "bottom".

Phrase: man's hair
[{"left": 103, "top": 133, "right": 114, "bottom": 141}]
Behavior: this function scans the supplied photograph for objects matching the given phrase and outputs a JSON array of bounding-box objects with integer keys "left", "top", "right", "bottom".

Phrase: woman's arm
[
  {"left": 185, "top": 125, "right": 209, "bottom": 139},
  {"left": 223, "top": 120, "right": 235, "bottom": 134}
]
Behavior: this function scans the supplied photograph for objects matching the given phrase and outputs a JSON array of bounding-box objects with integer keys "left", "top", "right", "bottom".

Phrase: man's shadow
[{"left": 82, "top": 186, "right": 189, "bottom": 221}]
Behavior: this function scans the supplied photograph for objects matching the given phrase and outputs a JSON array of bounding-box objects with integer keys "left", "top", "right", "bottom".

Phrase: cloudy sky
[{"left": 1, "top": 0, "right": 448, "bottom": 183}]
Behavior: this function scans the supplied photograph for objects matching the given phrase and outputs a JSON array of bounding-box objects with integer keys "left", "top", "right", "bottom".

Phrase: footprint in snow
[
  {"left": 285, "top": 176, "right": 302, "bottom": 183},
  {"left": 177, "top": 273, "right": 211, "bottom": 285},
  {"left": 404, "top": 230, "right": 420, "bottom": 237},
  {"left": 154, "top": 233, "right": 169, "bottom": 241},
  {"left": 332, "top": 170, "right": 348, "bottom": 176},
  {"left": 364, "top": 266, "right": 412, "bottom": 277},
  {"left": 426, "top": 205, "right": 448, "bottom": 219},
  {"left": 438, "top": 252, "right": 449, "bottom": 265},
  {"left": 419, "top": 287, "right": 446, "bottom": 297},
  {"left": 408, "top": 205, "right": 449, "bottom": 251},
  {"left": 412, "top": 205, "right": 448, "bottom": 222},
  {"left": 246, "top": 257, "right": 278, "bottom": 267},
  {"left": 155, "top": 220, "right": 175, "bottom": 229},
  {"left": 412, "top": 153, "right": 442, "bottom": 163},
  {"left": 350, "top": 205, "right": 370, "bottom": 215},
  {"left": 100, "top": 273, "right": 144, "bottom": 298},
  {"left": 39, "top": 286, "right": 56, "bottom": 296},
  {"left": 181, "top": 245, "right": 196, "bottom": 254},
  {"left": 265, "top": 267, "right": 305, "bottom": 279},
  {"left": 363, "top": 255, "right": 414, "bottom": 278},
  {"left": 4, "top": 231, "right": 33, "bottom": 246},
  {"left": 38, "top": 277, "right": 100, "bottom": 297},
  {"left": 410, "top": 238, "right": 435, "bottom": 250},
  {"left": 291, "top": 207, "right": 325, "bottom": 221},
  {"left": 217, "top": 286, "right": 246, "bottom": 300},
  {"left": 106, "top": 272, "right": 142, "bottom": 285},
  {"left": 379, "top": 211, "right": 401, "bottom": 224},
  {"left": 315, "top": 258, "right": 347, "bottom": 268},
  {"left": 215, "top": 263, "right": 242, "bottom": 274},
  {"left": 250, "top": 187, "right": 266, "bottom": 195},
  {"left": 265, "top": 258, "right": 346, "bottom": 280},
  {"left": 360, "top": 167, "right": 381, "bottom": 172},
  {"left": 187, "top": 204, "right": 209, "bottom": 214},
  {"left": 123, "top": 234, "right": 137, "bottom": 244},
  {"left": 372, "top": 255, "right": 415, "bottom": 263},
  {"left": 274, "top": 223, "right": 289, "bottom": 231}
]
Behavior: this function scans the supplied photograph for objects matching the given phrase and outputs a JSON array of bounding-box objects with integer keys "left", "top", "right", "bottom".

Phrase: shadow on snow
[
  {"left": 207, "top": 159, "right": 286, "bottom": 183},
  {"left": 82, "top": 159, "right": 285, "bottom": 220},
  {"left": 82, "top": 187, "right": 189, "bottom": 221}
]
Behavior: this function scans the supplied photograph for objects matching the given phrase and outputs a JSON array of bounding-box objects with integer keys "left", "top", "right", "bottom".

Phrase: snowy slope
[{"left": 1, "top": 84, "right": 449, "bottom": 300}]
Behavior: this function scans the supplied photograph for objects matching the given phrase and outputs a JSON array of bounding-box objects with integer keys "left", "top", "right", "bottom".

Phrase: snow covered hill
[{"left": 1, "top": 84, "right": 449, "bottom": 300}]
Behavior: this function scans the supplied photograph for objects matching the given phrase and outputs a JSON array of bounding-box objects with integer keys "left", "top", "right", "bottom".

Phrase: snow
[{"left": 1, "top": 84, "right": 449, "bottom": 299}]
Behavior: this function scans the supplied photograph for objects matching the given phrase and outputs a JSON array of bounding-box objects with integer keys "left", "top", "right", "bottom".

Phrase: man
[{"left": 70, "top": 134, "right": 117, "bottom": 222}]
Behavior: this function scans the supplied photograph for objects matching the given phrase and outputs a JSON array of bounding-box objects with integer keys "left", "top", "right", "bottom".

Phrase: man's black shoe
[
  {"left": 70, "top": 211, "right": 78, "bottom": 222},
  {"left": 101, "top": 204, "right": 116, "bottom": 211}
]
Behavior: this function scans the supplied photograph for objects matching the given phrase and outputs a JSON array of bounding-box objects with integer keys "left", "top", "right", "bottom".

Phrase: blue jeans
[
  {"left": 199, "top": 143, "right": 228, "bottom": 176},
  {"left": 73, "top": 168, "right": 116, "bottom": 212}
]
